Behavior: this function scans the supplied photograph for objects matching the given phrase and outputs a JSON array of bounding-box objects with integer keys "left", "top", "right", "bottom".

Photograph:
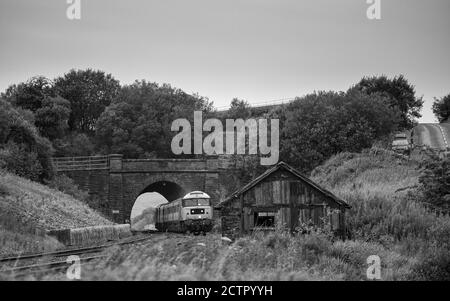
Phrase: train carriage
[{"left": 155, "top": 191, "right": 213, "bottom": 234}]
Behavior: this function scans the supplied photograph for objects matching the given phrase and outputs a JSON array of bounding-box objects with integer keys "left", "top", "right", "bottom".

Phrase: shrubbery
[
  {"left": 311, "top": 150, "right": 450, "bottom": 280},
  {"left": 0, "top": 143, "right": 43, "bottom": 181},
  {"left": 432, "top": 93, "right": 450, "bottom": 123},
  {"left": 47, "top": 174, "right": 89, "bottom": 202},
  {"left": 53, "top": 133, "right": 95, "bottom": 157},
  {"left": 419, "top": 155, "right": 450, "bottom": 211},
  {"left": 281, "top": 91, "right": 401, "bottom": 172},
  {"left": 0, "top": 99, "right": 55, "bottom": 181}
]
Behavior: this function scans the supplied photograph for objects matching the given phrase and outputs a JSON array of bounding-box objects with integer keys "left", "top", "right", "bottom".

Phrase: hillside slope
[
  {"left": 311, "top": 148, "right": 420, "bottom": 193},
  {"left": 0, "top": 169, "right": 112, "bottom": 255},
  {"left": 310, "top": 148, "right": 445, "bottom": 241}
]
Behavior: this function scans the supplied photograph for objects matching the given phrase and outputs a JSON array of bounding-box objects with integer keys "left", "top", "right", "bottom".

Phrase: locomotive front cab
[{"left": 181, "top": 191, "right": 213, "bottom": 232}]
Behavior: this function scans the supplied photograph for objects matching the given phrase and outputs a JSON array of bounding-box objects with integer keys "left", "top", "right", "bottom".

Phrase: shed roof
[{"left": 216, "top": 161, "right": 350, "bottom": 209}]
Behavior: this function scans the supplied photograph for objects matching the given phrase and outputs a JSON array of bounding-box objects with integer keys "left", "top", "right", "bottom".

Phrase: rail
[
  {"left": 0, "top": 234, "right": 155, "bottom": 277},
  {"left": 53, "top": 155, "right": 109, "bottom": 171}
]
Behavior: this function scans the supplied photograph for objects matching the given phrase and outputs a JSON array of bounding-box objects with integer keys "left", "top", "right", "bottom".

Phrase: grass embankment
[{"left": 0, "top": 169, "right": 112, "bottom": 255}]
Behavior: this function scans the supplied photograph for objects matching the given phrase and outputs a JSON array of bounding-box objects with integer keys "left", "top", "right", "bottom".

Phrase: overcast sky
[{"left": 0, "top": 0, "right": 449, "bottom": 122}]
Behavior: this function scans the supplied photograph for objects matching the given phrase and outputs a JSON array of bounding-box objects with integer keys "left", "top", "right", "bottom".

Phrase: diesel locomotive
[{"left": 155, "top": 191, "right": 213, "bottom": 234}]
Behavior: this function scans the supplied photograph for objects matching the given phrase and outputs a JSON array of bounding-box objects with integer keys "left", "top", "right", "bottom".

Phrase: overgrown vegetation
[
  {"left": 0, "top": 226, "right": 63, "bottom": 256},
  {"left": 47, "top": 174, "right": 89, "bottom": 202},
  {"left": 312, "top": 149, "right": 450, "bottom": 280},
  {"left": 419, "top": 155, "right": 450, "bottom": 211},
  {"left": 95, "top": 80, "right": 213, "bottom": 158},
  {"left": 280, "top": 91, "right": 402, "bottom": 172},
  {"left": 349, "top": 74, "right": 424, "bottom": 129},
  {"left": 0, "top": 71, "right": 426, "bottom": 179},
  {"left": 432, "top": 93, "right": 450, "bottom": 123},
  {"left": 0, "top": 169, "right": 112, "bottom": 255},
  {"left": 0, "top": 99, "right": 54, "bottom": 181},
  {"left": 15, "top": 230, "right": 424, "bottom": 281}
]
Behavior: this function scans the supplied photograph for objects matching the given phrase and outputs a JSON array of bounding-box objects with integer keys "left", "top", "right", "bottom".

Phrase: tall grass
[
  {"left": 311, "top": 148, "right": 450, "bottom": 280},
  {"left": 27, "top": 231, "right": 416, "bottom": 281},
  {"left": 0, "top": 226, "right": 62, "bottom": 256},
  {"left": 0, "top": 169, "right": 112, "bottom": 256},
  {"left": 0, "top": 169, "right": 112, "bottom": 232}
]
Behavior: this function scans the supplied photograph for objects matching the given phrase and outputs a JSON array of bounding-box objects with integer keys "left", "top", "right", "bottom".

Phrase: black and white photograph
[{"left": 0, "top": 0, "right": 449, "bottom": 286}]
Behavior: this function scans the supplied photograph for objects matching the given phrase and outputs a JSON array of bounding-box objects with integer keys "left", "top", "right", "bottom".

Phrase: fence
[{"left": 53, "top": 155, "right": 110, "bottom": 171}]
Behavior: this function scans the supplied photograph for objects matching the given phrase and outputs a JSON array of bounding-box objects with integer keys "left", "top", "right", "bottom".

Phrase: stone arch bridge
[{"left": 54, "top": 154, "right": 240, "bottom": 223}]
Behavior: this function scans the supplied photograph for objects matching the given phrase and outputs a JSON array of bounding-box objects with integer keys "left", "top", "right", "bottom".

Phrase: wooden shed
[{"left": 216, "top": 161, "right": 351, "bottom": 239}]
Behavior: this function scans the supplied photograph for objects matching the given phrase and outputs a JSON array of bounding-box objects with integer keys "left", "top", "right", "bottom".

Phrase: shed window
[{"left": 254, "top": 212, "right": 275, "bottom": 227}]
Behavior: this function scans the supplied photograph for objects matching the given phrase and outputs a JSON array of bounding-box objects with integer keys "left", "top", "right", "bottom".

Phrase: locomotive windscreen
[{"left": 183, "top": 198, "right": 210, "bottom": 207}]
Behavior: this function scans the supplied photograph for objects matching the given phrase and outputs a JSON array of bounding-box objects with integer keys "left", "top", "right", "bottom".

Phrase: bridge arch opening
[
  {"left": 130, "top": 181, "right": 186, "bottom": 231},
  {"left": 139, "top": 181, "right": 186, "bottom": 202}
]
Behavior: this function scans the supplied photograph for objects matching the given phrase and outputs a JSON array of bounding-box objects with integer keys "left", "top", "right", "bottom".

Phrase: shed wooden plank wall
[{"left": 221, "top": 168, "right": 347, "bottom": 239}]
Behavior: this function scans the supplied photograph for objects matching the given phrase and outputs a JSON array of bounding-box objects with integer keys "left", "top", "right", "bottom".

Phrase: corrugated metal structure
[{"left": 216, "top": 161, "right": 350, "bottom": 239}]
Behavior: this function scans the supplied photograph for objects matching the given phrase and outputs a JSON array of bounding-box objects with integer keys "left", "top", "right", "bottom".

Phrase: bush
[
  {"left": 0, "top": 98, "right": 55, "bottom": 181},
  {"left": 410, "top": 244, "right": 450, "bottom": 280},
  {"left": 427, "top": 218, "right": 450, "bottom": 248},
  {"left": 48, "top": 174, "right": 89, "bottom": 201},
  {"left": 53, "top": 133, "right": 95, "bottom": 157},
  {"left": 47, "top": 174, "right": 110, "bottom": 214},
  {"left": 432, "top": 93, "right": 450, "bottom": 123},
  {"left": 419, "top": 155, "right": 450, "bottom": 211},
  {"left": 0, "top": 142, "right": 43, "bottom": 181},
  {"left": 281, "top": 91, "right": 401, "bottom": 172}
]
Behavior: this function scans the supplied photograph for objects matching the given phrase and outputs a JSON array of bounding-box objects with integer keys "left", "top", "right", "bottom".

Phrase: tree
[
  {"left": 281, "top": 91, "right": 400, "bottom": 173},
  {"left": 53, "top": 69, "right": 121, "bottom": 133},
  {"left": 2, "top": 76, "right": 55, "bottom": 112},
  {"left": 432, "top": 93, "right": 450, "bottom": 123},
  {"left": 226, "top": 98, "right": 252, "bottom": 120},
  {"left": 53, "top": 133, "right": 95, "bottom": 157},
  {"left": 95, "top": 80, "right": 213, "bottom": 158},
  {"left": 34, "top": 96, "right": 71, "bottom": 140},
  {"left": 0, "top": 98, "right": 55, "bottom": 181},
  {"left": 2, "top": 77, "right": 71, "bottom": 141},
  {"left": 350, "top": 75, "right": 423, "bottom": 129}
]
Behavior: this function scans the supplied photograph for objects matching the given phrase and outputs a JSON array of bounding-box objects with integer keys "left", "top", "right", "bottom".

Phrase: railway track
[
  {"left": 0, "top": 234, "right": 153, "bottom": 263},
  {"left": 0, "top": 233, "right": 156, "bottom": 277}
]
